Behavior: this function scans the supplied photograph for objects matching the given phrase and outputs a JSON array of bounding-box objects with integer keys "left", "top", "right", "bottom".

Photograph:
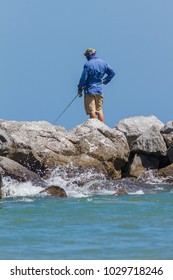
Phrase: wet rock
[
  {"left": 0, "top": 116, "right": 173, "bottom": 184},
  {"left": 40, "top": 185, "right": 67, "bottom": 197},
  {"left": 0, "top": 120, "right": 76, "bottom": 173},
  {"left": 0, "top": 174, "right": 2, "bottom": 199},
  {"left": 71, "top": 119, "right": 130, "bottom": 178},
  {"left": 116, "top": 115, "right": 164, "bottom": 148},
  {"left": 157, "top": 164, "right": 173, "bottom": 178},
  {"left": 0, "top": 156, "right": 45, "bottom": 187},
  {"left": 127, "top": 154, "right": 159, "bottom": 178},
  {"left": 113, "top": 188, "right": 128, "bottom": 196}
]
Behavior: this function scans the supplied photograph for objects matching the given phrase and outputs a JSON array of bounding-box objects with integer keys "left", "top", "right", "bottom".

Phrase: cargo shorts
[{"left": 84, "top": 93, "right": 103, "bottom": 115}]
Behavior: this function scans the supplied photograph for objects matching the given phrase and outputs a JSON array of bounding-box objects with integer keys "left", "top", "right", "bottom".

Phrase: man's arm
[
  {"left": 102, "top": 64, "right": 115, "bottom": 85},
  {"left": 78, "top": 65, "right": 89, "bottom": 89}
]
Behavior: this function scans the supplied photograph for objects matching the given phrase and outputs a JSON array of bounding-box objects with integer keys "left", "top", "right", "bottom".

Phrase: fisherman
[{"left": 78, "top": 48, "right": 115, "bottom": 122}]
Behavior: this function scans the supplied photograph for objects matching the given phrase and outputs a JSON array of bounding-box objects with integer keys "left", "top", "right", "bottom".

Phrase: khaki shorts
[{"left": 84, "top": 94, "right": 103, "bottom": 114}]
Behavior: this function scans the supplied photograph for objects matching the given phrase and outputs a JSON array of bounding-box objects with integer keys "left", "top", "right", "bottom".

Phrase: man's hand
[{"left": 78, "top": 88, "right": 83, "bottom": 97}]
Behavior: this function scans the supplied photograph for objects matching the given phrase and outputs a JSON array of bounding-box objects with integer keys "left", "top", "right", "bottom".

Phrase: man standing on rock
[{"left": 78, "top": 48, "right": 115, "bottom": 122}]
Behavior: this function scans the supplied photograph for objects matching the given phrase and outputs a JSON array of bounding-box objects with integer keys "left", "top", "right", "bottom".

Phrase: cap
[{"left": 83, "top": 48, "right": 96, "bottom": 56}]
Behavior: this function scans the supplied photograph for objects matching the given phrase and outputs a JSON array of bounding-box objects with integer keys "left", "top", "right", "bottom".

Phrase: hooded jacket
[{"left": 78, "top": 56, "right": 115, "bottom": 94}]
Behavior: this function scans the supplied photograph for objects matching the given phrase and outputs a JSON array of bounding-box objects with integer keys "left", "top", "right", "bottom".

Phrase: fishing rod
[{"left": 53, "top": 93, "right": 79, "bottom": 125}]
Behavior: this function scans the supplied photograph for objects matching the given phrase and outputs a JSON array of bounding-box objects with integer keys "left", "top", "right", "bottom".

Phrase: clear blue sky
[{"left": 1, "top": 0, "right": 173, "bottom": 129}]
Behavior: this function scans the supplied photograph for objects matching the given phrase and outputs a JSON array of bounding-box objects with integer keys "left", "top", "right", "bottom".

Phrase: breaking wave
[
  {"left": 1, "top": 167, "right": 173, "bottom": 199},
  {"left": 1, "top": 177, "right": 43, "bottom": 198}
]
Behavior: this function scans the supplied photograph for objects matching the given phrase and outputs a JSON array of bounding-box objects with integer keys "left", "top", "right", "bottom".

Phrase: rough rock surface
[
  {"left": 0, "top": 173, "right": 2, "bottom": 199},
  {"left": 116, "top": 115, "right": 164, "bottom": 148},
  {"left": 1, "top": 115, "right": 173, "bottom": 197},
  {"left": 131, "top": 126, "right": 167, "bottom": 157},
  {"left": 0, "top": 120, "right": 76, "bottom": 173},
  {"left": 0, "top": 156, "right": 45, "bottom": 187},
  {"left": 0, "top": 119, "right": 130, "bottom": 179},
  {"left": 71, "top": 119, "right": 130, "bottom": 177},
  {"left": 156, "top": 163, "right": 173, "bottom": 179},
  {"left": 161, "top": 121, "right": 173, "bottom": 148}
]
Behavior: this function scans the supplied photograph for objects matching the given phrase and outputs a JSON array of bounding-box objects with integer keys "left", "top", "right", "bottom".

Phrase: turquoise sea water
[{"left": 1, "top": 181, "right": 173, "bottom": 260}]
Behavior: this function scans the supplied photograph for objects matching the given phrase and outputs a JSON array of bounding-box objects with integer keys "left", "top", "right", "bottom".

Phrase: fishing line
[{"left": 53, "top": 94, "right": 79, "bottom": 125}]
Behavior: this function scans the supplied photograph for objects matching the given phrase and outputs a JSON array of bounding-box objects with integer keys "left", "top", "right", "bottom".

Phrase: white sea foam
[
  {"left": 137, "top": 170, "right": 165, "bottom": 184},
  {"left": 2, "top": 166, "right": 169, "bottom": 199},
  {"left": 45, "top": 166, "right": 108, "bottom": 198},
  {"left": 1, "top": 167, "right": 108, "bottom": 198},
  {"left": 2, "top": 177, "right": 43, "bottom": 197},
  {"left": 129, "top": 190, "right": 145, "bottom": 195}
]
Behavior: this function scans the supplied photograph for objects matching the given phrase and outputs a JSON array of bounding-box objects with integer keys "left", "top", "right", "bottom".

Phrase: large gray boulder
[
  {"left": 0, "top": 120, "right": 76, "bottom": 172},
  {"left": 160, "top": 121, "right": 173, "bottom": 164},
  {"left": 131, "top": 126, "right": 167, "bottom": 157},
  {"left": 0, "top": 119, "right": 130, "bottom": 179},
  {"left": 71, "top": 119, "right": 130, "bottom": 177},
  {"left": 115, "top": 115, "right": 164, "bottom": 148},
  {"left": 160, "top": 121, "right": 173, "bottom": 148}
]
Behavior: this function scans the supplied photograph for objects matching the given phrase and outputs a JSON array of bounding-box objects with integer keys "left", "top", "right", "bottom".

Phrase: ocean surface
[{"left": 0, "top": 168, "right": 173, "bottom": 260}]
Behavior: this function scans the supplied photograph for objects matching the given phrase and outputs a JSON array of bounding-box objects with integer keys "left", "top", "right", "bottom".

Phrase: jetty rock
[
  {"left": 0, "top": 120, "right": 76, "bottom": 174},
  {"left": 116, "top": 115, "right": 164, "bottom": 148},
  {"left": 0, "top": 156, "right": 46, "bottom": 187},
  {"left": 131, "top": 126, "right": 167, "bottom": 157},
  {"left": 0, "top": 172, "right": 2, "bottom": 199},
  {"left": 0, "top": 119, "right": 130, "bottom": 179},
  {"left": 115, "top": 116, "right": 171, "bottom": 178},
  {"left": 1, "top": 115, "right": 173, "bottom": 190},
  {"left": 70, "top": 119, "right": 130, "bottom": 177}
]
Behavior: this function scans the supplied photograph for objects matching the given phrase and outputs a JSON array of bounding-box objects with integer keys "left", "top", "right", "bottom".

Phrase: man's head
[{"left": 84, "top": 48, "right": 96, "bottom": 60}]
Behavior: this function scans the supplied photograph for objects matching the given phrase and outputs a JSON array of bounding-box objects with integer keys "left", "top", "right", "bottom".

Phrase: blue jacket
[{"left": 78, "top": 57, "right": 115, "bottom": 94}]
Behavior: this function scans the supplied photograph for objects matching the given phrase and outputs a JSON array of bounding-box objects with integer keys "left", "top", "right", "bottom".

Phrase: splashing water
[
  {"left": 1, "top": 166, "right": 173, "bottom": 199},
  {"left": 45, "top": 166, "right": 110, "bottom": 198},
  {"left": 137, "top": 169, "right": 166, "bottom": 184},
  {"left": 1, "top": 177, "right": 43, "bottom": 198}
]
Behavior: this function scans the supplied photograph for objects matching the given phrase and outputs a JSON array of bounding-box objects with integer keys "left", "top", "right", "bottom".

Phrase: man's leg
[
  {"left": 89, "top": 112, "right": 96, "bottom": 119},
  {"left": 85, "top": 94, "right": 96, "bottom": 119},
  {"left": 98, "top": 113, "right": 104, "bottom": 122},
  {"left": 96, "top": 94, "right": 104, "bottom": 122}
]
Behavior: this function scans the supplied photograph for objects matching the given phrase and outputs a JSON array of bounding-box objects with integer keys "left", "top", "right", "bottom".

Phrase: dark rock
[
  {"left": 0, "top": 128, "right": 13, "bottom": 156},
  {"left": 0, "top": 174, "right": 2, "bottom": 199},
  {"left": 40, "top": 185, "right": 67, "bottom": 197},
  {"left": 113, "top": 188, "right": 128, "bottom": 196},
  {"left": 0, "top": 156, "right": 46, "bottom": 187},
  {"left": 167, "top": 145, "right": 173, "bottom": 163},
  {"left": 127, "top": 154, "right": 159, "bottom": 178},
  {"left": 157, "top": 164, "right": 173, "bottom": 178}
]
